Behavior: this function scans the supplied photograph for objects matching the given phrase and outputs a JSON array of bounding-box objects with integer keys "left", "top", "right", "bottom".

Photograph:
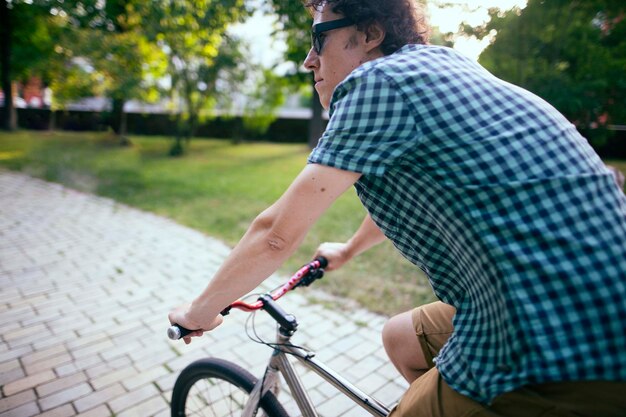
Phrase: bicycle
[{"left": 167, "top": 257, "right": 393, "bottom": 417}]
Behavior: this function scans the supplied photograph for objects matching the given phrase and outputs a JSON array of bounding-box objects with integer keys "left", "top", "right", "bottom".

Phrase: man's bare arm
[
  {"left": 314, "top": 213, "right": 387, "bottom": 271},
  {"left": 169, "top": 164, "right": 361, "bottom": 341}
]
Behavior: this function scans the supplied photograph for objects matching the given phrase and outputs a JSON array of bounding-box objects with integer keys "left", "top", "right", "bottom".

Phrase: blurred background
[{"left": 2, "top": 0, "right": 624, "bottom": 152}]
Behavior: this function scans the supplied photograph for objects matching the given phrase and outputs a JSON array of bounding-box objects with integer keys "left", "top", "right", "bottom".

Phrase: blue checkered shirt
[{"left": 308, "top": 44, "right": 626, "bottom": 404}]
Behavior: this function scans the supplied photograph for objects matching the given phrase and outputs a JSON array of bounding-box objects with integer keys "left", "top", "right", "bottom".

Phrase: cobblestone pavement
[{"left": 0, "top": 171, "right": 407, "bottom": 416}]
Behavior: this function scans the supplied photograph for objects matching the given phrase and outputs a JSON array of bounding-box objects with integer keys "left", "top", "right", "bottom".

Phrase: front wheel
[{"left": 171, "top": 357, "right": 290, "bottom": 417}]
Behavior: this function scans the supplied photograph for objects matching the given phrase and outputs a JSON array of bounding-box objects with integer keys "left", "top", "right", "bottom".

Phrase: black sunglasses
[{"left": 311, "top": 17, "right": 354, "bottom": 55}]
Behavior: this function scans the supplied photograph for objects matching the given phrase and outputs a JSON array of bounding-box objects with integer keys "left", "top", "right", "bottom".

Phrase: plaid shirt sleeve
[{"left": 308, "top": 69, "right": 418, "bottom": 176}]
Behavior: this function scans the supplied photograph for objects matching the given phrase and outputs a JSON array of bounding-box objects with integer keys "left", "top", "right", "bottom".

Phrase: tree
[
  {"left": 0, "top": 0, "right": 166, "bottom": 140},
  {"left": 241, "top": 68, "right": 288, "bottom": 139},
  {"left": 268, "top": 0, "right": 325, "bottom": 148},
  {"left": 144, "top": 0, "right": 250, "bottom": 155},
  {"left": 466, "top": 0, "right": 626, "bottom": 144},
  {"left": 1, "top": 0, "right": 16, "bottom": 130},
  {"left": 1, "top": 0, "right": 58, "bottom": 130},
  {"left": 54, "top": 0, "right": 167, "bottom": 145}
]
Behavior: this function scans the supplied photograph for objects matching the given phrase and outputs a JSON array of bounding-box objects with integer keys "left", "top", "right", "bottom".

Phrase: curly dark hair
[{"left": 304, "top": 0, "right": 430, "bottom": 55}]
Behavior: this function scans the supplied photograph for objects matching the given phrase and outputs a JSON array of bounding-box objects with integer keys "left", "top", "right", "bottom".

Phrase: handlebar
[{"left": 167, "top": 257, "right": 327, "bottom": 340}]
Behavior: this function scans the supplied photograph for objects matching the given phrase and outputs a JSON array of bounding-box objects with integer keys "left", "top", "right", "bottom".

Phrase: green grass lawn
[{"left": 0, "top": 130, "right": 431, "bottom": 316}]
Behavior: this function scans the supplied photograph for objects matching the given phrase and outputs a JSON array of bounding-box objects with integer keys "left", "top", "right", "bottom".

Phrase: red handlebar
[
  {"left": 168, "top": 258, "right": 327, "bottom": 340},
  {"left": 221, "top": 258, "right": 326, "bottom": 314}
]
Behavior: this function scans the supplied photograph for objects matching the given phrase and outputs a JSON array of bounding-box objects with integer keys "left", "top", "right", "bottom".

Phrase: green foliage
[
  {"left": 141, "top": 0, "right": 251, "bottom": 153},
  {"left": 242, "top": 69, "right": 288, "bottom": 136},
  {"left": 4, "top": 0, "right": 262, "bottom": 147},
  {"left": 268, "top": 0, "right": 312, "bottom": 83},
  {"left": 428, "top": 30, "right": 455, "bottom": 48},
  {"left": 266, "top": 1, "right": 331, "bottom": 147},
  {"left": 5, "top": 2, "right": 57, "bottom": 81},
  {"left": 73, "top": 30, "right": 165, "bottom": 104},
  {"left": 203, "top": 35, "right": 251, "bottom": 116},
  {"left": 467, "top": 0, "right": 626, "bottom": 143},
  {"left": 3, "top": 0, "right": 169, "bottom": 112},
  {"left": 48, "top": 63, "right": 103, "bottom": 109}
]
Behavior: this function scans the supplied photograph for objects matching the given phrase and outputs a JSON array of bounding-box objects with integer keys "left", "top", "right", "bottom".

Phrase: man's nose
[{"left": 303, "top": 47, "right": 318, "bottom": 71}]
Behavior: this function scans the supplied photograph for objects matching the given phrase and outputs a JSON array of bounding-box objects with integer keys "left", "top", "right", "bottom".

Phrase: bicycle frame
[{"left": 243, "top": 317, "right": 390, "bottom": 417}]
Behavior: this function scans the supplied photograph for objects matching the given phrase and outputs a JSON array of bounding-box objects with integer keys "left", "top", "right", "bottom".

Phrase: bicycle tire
[{"left": 171, "top": 357, "right": 290, "bottom": 417}]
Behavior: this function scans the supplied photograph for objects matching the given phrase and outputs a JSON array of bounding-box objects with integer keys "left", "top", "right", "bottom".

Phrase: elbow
[
  {"left": 266, "top": 232, "right": 289, "bottom": 252},
  {"left": 250, "top": 212, "right": 298, "bottom": 254}
]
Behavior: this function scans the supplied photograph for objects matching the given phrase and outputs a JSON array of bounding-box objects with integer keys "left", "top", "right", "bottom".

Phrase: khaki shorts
[{"left": 389, "top": 301, "right": 626, "bottom": 417}]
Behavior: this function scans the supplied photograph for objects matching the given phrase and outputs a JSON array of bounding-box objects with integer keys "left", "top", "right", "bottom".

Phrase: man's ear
[{"left": 364, "top": 22, "right": 385, "bottom": 52}]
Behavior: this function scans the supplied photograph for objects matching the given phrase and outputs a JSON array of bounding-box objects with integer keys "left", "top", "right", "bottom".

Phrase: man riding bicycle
[{"left": 170, "top": 1, "right": 626, "bottom": 415}]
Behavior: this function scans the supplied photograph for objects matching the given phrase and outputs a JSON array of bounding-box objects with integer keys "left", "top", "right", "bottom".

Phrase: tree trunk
[
  {"left": 308, "top": 81, "right": 324, "bottom": 148},
  {"left": 111, "top": 98, "right": 131, "bottom": 146},
  {"left": 169, "top": 112, "right": 185, "bottom": 156},
  {"left": 118, "top": 109, "right": 129, "bottom": 146},
  {"left": 48, "top": 109, "right": 56, "bottom": 131},
  {"left": 0, "top": 0, "right": 17, "bottom": 131},
  {"left": 188, "top": 112, "right": 197, "bottom": 143}
]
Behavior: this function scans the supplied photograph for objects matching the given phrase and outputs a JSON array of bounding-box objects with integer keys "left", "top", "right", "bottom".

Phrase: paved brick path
[{"left": 0, "top": 171, "right": 406, "bottom": 416}]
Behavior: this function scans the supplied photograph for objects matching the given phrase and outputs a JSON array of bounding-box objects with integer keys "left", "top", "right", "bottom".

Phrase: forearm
[
  {"left": 344, "top": 213, "right": 387, "bottom": 259},
  {"left": 316, "top": 213, "right": 386, "bottom": 271},
  {"left": 190, "top": 209, "right": 305, "bottom": 323}
]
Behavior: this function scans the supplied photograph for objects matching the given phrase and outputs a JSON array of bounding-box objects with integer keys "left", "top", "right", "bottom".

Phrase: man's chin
[{"left": 318, "top": 95, "right": 330, "bottom": 110}]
